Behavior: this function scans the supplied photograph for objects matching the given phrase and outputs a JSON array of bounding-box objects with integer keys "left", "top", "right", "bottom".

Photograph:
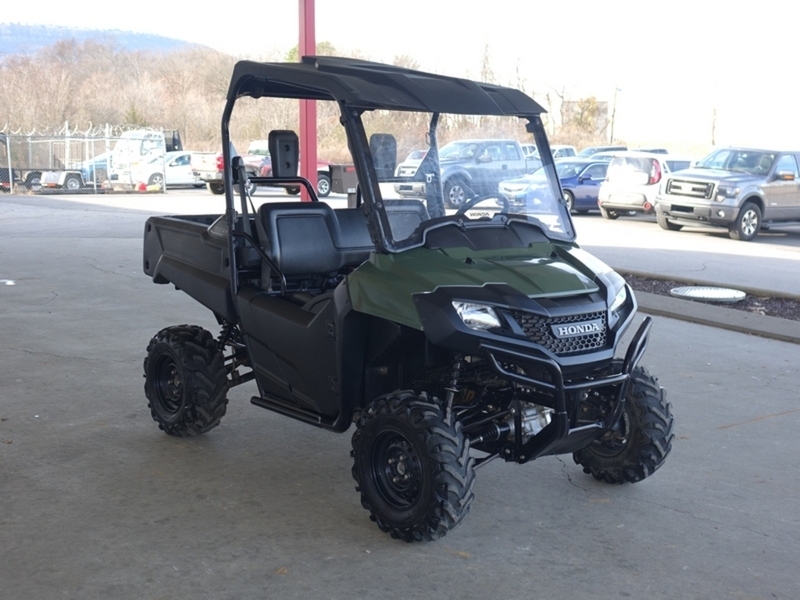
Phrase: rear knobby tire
[
  {"left": 573, "top": 364, "right": 674, "bottom": 484},
  {"left": 351, "top": 391, "right": 476, "bottom": 542},
  {"left": 144, "top": 325, "right": 228, "bottom": 436}
]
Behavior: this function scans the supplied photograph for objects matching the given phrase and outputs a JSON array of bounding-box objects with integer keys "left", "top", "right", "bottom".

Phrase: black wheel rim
[
  {"left": 592, "top": 410, "right": 631, "bottom": 457},
  {"left": 154, "top": 355, "right": 183, "bottom": 414},
  {"left": 369, "top": 428, "right": 423, "bottom": 510}
]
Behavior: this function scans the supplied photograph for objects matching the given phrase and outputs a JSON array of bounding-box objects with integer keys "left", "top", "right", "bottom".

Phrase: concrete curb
[{"left": 618, "top": 270, "right": 800, "bottom": 345}]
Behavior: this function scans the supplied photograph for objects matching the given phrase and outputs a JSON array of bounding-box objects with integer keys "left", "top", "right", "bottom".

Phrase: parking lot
[{"left": 2, "top": 190, "right": 799, "bottom": 599}]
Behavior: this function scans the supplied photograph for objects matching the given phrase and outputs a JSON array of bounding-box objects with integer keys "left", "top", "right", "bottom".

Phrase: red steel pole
[{"left": 299, "top": 0, "right": 317, "bottom": 201}]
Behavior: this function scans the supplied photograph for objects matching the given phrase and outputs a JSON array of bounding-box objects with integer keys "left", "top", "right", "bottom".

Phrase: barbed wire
[{"left": 1, "top": 123, "right": 168, "bottom": 138}]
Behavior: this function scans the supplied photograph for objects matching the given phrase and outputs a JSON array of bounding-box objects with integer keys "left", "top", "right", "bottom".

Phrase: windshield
[
  {"left": 554, "top": 161, "right": 587, "bottom": 178},
  {"left": 361, "top": 109, "right": 574, "bottom": 251},
  {"left": 696, "top": 149, "right": 776, "bottom": 175}
]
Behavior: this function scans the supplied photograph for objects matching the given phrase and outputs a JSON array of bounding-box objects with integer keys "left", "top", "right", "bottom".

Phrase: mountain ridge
[{"left": 0, "top": 23, "right": 202, "bottom": 56}]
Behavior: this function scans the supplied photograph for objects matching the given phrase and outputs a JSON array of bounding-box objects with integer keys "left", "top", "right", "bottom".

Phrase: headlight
[
  {"left": 609, "top": 285, "right": 628, "bottom": 313},
  {"left": 716, "top": 185, "right": 739, "bottom": 202},
  {"left": 452, "top": 301, "right": 501, "bottom": 331},
  {"left": 500, "top": 183, "right": 528, "bottom": 194},
  {"left": 605, "top": 271, "right": 630, "bottom": 331}
]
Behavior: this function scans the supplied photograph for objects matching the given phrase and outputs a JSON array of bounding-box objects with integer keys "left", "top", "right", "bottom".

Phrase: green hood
[{"left": 347, "top": 243, "right": 599, "bottom": 330}]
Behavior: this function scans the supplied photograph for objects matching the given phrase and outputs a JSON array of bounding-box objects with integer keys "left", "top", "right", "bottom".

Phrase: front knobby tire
[
  {"left": 573, "top": 364, "right": 674, "bottom": 484},
  {"left": 351, "top": 391, "right": 476, "bottom": 542},
  {"left": 144, "top": 325, "right": 229, "bottom": 436}
]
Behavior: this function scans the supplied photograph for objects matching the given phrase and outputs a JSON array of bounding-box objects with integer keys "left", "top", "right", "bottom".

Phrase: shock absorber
[
  {"left": 444, "top": 354, "right": 464, "bottom": 418},
  {"left": 217, "top": 321, "right": 235, "bottom": 349}
]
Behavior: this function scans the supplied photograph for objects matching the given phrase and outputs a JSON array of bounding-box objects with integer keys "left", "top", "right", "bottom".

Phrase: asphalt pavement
[{"left": 1, "top": 192, "right": 799, "bottom": 600}]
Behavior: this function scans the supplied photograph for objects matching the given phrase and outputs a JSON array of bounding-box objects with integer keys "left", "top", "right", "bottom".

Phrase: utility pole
[{"left": 609, "top": 87, "right": 621, "bottom": 144}]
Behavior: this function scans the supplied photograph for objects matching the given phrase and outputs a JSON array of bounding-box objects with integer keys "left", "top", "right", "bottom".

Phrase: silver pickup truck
[{"left": 655, "top": 147, "right": 800, "bottom": 241}]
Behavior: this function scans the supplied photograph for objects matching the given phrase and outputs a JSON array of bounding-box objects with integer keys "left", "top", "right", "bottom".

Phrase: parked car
[
  {"left": 597, "top": 151, "right": 688, "bottom": 219},
  {"left": 499, "top": 158, "right": 608, "bottom": 213},
  {"left": 578, "top": 145, "right": 628, "bottom": 158},
  {"left": 257, "top": 153, "right": 334, "bottom": 197},
  {"left": 634, "top": 148, "right": 669, "bottom": 154},
  {"left": 394, "top": 138, "right": 536, "bottom": 207},
  {"left": 526, "top": 144, "right": 577, "bottom": 171},
  {"left": 394, "top": 149, "right": 427, "bottom": 177},
  {"left": 551, "top": 145, "right": 577, "bottom": 159},
  {"left": 655, "top": 147, "right": 800, "bottom": 241},
  {"left": 137, "top": 151, "right": 202, "bottom": 188},
  {"left": 80, "top": 152, "right": 110, "bottom": 185},
  {"left": 584, "top": 151, "right": 619, "bottom": 163}
]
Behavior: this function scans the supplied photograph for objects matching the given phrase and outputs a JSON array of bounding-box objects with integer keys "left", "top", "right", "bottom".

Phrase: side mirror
[
  {"left": 477, "top": 154, "right": 492, "bottom": 163},
  {"left": 776, "top": 171, "right": 796, "bottom": 181}
]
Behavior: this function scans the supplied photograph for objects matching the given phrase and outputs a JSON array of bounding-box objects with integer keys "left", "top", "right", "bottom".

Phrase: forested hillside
[{"left": 0, "top": 37, "right": 610, "bottom": 158}]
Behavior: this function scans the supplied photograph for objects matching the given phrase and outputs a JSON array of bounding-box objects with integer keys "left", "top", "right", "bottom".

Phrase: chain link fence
[{"left": 1, "top": 123, "right": 181, "bottom": 193}]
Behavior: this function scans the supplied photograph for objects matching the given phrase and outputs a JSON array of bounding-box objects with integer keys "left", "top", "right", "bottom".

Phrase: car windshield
[
  {"left": 695, "top": 149, "right": 776, "bottom": 175},
  {"left": 362, "top": 110, "right": 574, "bottom": 251},
  {"left": 554, "top": 161, "right": 586, "bottom": 178},
  {"left": 606, "top": 155, "right": 655, "bottom": 177},
  {"left": 439, "top": 141, "right": 482, "bottom": 160}
]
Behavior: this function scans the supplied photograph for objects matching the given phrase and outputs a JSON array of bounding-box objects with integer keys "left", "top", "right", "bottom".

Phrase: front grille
[
  {"left": 509, "top": 310, "right": 607, "bottom": 356},
  {"left": 397, "top": 166, "right": 418, "bottom": 177},
  {"left": 666, "top": 179, "right": 714, "bottom": 199}
]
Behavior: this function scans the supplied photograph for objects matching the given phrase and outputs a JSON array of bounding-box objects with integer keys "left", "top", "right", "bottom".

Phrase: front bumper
[
  {"left": 656, "top": 198, "right": 740, "bottom": 227},
  {"left": 393, "top": 181, "right": 426, "bottom": 198},
  {"left": 480, "top": 316, "right": 652, "bottom": 463}
]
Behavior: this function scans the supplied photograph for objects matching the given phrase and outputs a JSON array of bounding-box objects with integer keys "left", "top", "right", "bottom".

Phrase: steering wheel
[{"left": 454, "top": 193, "right": 509, "bottom": 216}]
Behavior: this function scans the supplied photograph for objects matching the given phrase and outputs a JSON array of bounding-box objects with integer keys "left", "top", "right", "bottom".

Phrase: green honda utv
[{"left": 142, "top": 56, "right": 674, "bottom": 542}]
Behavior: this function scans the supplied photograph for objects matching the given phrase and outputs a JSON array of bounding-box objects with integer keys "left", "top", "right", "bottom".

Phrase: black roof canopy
[{"left": 227, "top": 56, "right": 546, "bottom": 117}]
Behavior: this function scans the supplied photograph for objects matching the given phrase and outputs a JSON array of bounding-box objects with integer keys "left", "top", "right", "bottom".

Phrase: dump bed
[{"left": 143, "top": 214, "right": 237, "bottom": 321}]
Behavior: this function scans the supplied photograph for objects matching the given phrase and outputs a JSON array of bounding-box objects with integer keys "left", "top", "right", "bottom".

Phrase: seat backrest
[
  {"left": 383, "top": 199, "right": 430, "bottom": 240},
  {"left": 257, "top": 202, "right": 341, "bottom": 277},
  {"left": 334, "top": 208, "right": 374, "bottom": 267}
]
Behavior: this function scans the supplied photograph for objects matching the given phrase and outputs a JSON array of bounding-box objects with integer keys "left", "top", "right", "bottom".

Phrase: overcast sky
[{"left": 3, "top": 0, "right": 797, "bottom": 154}]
